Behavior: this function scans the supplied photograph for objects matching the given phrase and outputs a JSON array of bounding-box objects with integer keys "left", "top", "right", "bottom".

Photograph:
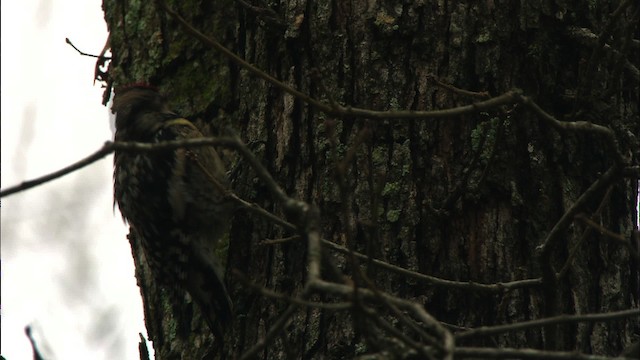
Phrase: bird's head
[
  {"left": 112, "top": 83, "right": 171, "bottom": 137},
  {"left": 112, "top": 84, "right": 167, "bottom": 126}
]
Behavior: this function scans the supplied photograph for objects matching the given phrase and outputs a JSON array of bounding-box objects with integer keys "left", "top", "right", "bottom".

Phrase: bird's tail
[{"left": 186, "top": 247, "right": 233, "bottom": 339}]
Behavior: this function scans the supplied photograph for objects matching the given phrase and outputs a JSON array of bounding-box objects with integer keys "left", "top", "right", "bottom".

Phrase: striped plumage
[{"left": 112, "top": 85, "right": 233, "bottom": 338}]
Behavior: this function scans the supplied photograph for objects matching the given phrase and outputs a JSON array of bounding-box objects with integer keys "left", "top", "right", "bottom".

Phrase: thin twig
[
  {"left": 158, "top": 0, "right": 330, "bottom": 113},
  {"left": 575, "top": 214, "right": 639, "bottom": 261},
  {"left": 65, "top": 38, "right": 110, "bottom": 59},
  {"left": 537, "top": 165, "right": 621, "bottom": 261},
  {"left": 238, "top": 303, "right": 299, "bottom": 360},
  {"left": 307, "top": 279, "right": 451, "bottom": 348},
  {"left": 160, "top": 0, "right": 523, "bottom": 120},
  {"left": 227, "top": 192, "right": 295, "bottom": 230},
  {"left": 24, "top": 326, "right": 45, "bottom": 360},
  {"left": 360, "top": 305, "right": 437, "bottom": 360},
  {"left": 455, "top": 308, "right": 640, "bottom": 340},
  {"left": 515, "top": 94, "right": 615, "bottom": 137},
  {"left": 323, "top": 239, "right": 542, "bottom": 292},
  {"left": 565, "top": 26, "right": 639, "bottom": 81},
  {"left": 260, "top": 235, "right": 301, "bottom": 245},
  {"left": 575, "top": 214, "right": 627, "bottom": 243},
  {"left": 330, "top": 90, "right": 520, "bottom": 120},
  {"left": 359, "top": 271, "right": 443, "bottom": 352},
  {"left": 427, "top": 74, "right": 491, "bottom": 99},
  {"left": 0, "top": 142, "right": 114, "bottom": 198},
  {"left": 536, "top": 165, "right": 621, "bottom": 333},
  {"left": 454, "top": 346, "right": 632, "bottom": 359},
  {"left": 557, "top": 186, "right": 614, "bottom": 280},
  {"left": 234, "top": 270, "right": 350, "bottom": 310},
  {"left": 0, "top": 137, "right": 234, "bottom": 198},
  {"left": 577, "top": 0, "right": 636, "bottom": 101}
]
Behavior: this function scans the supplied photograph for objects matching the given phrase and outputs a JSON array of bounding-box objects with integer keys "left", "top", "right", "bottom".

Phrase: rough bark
[{"left": 102, "top": 0, "right": 639, "bottom": 359}]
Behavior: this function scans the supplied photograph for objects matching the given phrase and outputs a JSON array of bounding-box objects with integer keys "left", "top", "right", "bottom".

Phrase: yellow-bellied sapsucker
[{"left": 112, "top": 84, "right": 233, "bottom": 338}]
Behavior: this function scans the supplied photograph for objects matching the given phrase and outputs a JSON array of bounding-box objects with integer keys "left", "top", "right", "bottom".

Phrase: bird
[{"left": 112, "top": 84, "right": 233, "bottom": 338}]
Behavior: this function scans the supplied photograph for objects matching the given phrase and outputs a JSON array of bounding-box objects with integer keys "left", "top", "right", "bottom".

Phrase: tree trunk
[{"left": 102, "top": 0, "right": 639, "bottom": 359}]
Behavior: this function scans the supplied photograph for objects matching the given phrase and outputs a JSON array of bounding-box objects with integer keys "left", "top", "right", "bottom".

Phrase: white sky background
[{"left": 1, "top": 1, "right": 147, "bottom": 359}]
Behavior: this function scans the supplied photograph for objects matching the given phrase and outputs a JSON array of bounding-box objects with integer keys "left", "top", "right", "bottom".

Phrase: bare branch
[
  {"left": 307, "top": 279, "right": 451, "bottom": 348},
  {"left": 158, "top": 0, "right": 331, "bottom": 113},
  {"left": 260, "top": 235, "right": 301, "bottom": 245},
  {"left": 537, "top": 165, "right": 621, "bottom": 262},
  {"left": 557, "top": 186, "right": 615, "bottom": 280},
  {"left": 515, "top": 94, "right": 615, "bottom": 138},
  {"left": 454, "top": 346, "right": 633, "bottom": 359},
  {"left": 65, "top": 37, "right": 110, "bottom": 59},
  {"left": 322, "top": 239, "right": 542, "bottom": 292},
  {"left": 160, "top": 0, "right": 523, "bottom": 120},
  {"left": 426, "top": 74, "right": 491, "bottom": 99},
  {"left": 575, "top": 214, "right": 628, "bottom": 243},
  {"left": 330, "top": 91, "right": 519, "bottom": 119},
  {"left": 455, "top": 308, "right": 640, "bottom": 340},
  {"left": 578, "top": 0, "right": 637, "bottom": 98},
  {"left": 565, "top": 26, "right": 639, "bottom": 80},
  {"left": 358, "top": 271, "right": 443, "bottom": 353},
  {"left": 238, "top": 303, "right": 298, "bottom": 360},
  {"left": 233, "top": 270, "right": 351, "bottom": 310},
  {"left": 575, "top": 214, "right": 639, "bottom": 261},
  {"left": 360, "top": 305, "right": 438, "bottom": 360},
  {"left": 0, "top": 142, "right": 114, "bottom": 198}
]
